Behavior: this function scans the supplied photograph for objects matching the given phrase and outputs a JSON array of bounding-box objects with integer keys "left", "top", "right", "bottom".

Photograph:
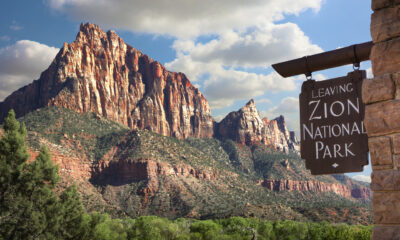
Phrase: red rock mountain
[
  {"left": 217, "top": 99, "right": 299, "bottom": 152},
  {"left": 0, "top": 23, "right": 371, "bottom": 223},
  {"left": 0, "top": 23, "right": 213, "bottom": 139},
  {"left": 0, "top": 23, "right": 299, "bottom": 150}
]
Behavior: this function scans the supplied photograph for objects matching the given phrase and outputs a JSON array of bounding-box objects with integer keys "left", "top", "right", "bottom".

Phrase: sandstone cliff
[
  {"left": 0, "top": 23, "right": 302, "bottom": 148},
  {"left": 260, "top": 179, "right": 371, "bottom": 200},
  {"left": 15, "top": 107, "right": 371, "bottom": 222},
  {"left": 0, "top": 23, "right": 213, "bottom": 139},
  {"left": 217, "top": 99, "right": 300, "bottom": 152}
]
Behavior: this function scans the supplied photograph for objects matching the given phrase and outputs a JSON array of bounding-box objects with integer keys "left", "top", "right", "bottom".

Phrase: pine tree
[
  {"left": 0, "top": 110, "right": 65, "bottom": 239},
  {"left": 59, "top": 185, "right": 86, "bottom": 239}
]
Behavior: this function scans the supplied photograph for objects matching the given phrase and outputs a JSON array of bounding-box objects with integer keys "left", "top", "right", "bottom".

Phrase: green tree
[
  {"left": 58, "top": 185, "right": 86, "bottom": 239},
  {"left": 0, "top": 110, "right": 61, "bottom": 239},
  {"left": 93, "top": 217, "right": 127, "bottom": 240},
  {"left": 190, "top": 220, "right": 222, "bottom": 240},
  {"left": 218, "top": 217, "right": 257, "bottom": 239},
  {"left": 127, "top": 216, "right": 163, "bottom": 240},
  {"left": 273, "top": 220, "right": 308, "bottom": 240},
  {"left": 0, "top": 110, "right": 85, "bottom": 239},
  {"left": 258, "top": 221, "right": 275, "bottom": 240}
]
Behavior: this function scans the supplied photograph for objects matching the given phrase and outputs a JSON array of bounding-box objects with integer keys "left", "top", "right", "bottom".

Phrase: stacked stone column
[{"left": 364, "top": 0, "right": 400, "bottom": 239}]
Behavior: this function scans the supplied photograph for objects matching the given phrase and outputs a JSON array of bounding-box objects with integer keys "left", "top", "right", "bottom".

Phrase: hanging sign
[{"left": 299, "top": 70, "right": 369, "bottom": 175}]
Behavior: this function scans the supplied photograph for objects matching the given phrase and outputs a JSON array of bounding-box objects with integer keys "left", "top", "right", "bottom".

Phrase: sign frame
[{"left": 299, "top": 70, "right": 369, "bottom": 175}]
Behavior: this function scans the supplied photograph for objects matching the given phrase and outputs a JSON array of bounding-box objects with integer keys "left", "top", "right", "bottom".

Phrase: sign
[{"left": 299, "top": 70, "right": 369, "bottom": 175}]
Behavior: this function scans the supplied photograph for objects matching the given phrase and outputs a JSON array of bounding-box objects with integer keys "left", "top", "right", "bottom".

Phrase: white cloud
[
  {"left": 204, "top": 68, "right": 296, "bottom": 109},
  {"left": 352, "top": 175, "right": 371, "bottom": 183},
  {"left": 47, "top": 0, "right": 321, "bottom": 39},
  {"left": 264, "top": 97, "right": 300, "bottom": 132},
  {"left": 181, "top": 23, "right": 322, "bottom": 68},
  {"left": 44, "top": 0, "right": 323, "bottom": 111},
  {"left": 261, "top": 106, "right": 299, "bottom": 133},
  {"left": 255, "top": 98, "right": 272, "bottom": 104},
  {"left": 165, "top": 23, "right": 321, "bottom": 109},
  {"left": 314, "top": 73, "right": 326, "bottom": 81},
  {"left": 268, "top": 97, "right": 299, "bottom": 115},
  {"left": 0, "top": 40, "right": 59, "bottom": 101},
  {"left": 166, "top": 49, "right": 298, "bottom": 109}
]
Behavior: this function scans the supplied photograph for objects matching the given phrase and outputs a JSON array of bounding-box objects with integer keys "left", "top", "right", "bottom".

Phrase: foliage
[
  {"left": 0, "top": 110, "right": 85, "bottom": 239},
  {"left": 81, "top": 216, "right": 373, "bottom": 240},
  {"left": 0, "top": 109, "right": 374, "bottom": 239},
  {"left": 20, "top": 107, "right": 128, "bottom": 161},
  {"left": 18, "top": 107, "right": 371, "bottom": 224}
]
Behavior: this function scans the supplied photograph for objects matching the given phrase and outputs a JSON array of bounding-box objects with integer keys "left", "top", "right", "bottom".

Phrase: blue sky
[{"left": 0, "top": 0, "right": 372, "bottom": 181}]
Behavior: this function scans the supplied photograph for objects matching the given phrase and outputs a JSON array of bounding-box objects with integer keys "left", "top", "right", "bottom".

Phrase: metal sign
[{"left": 299, "top": 70, "right": 369, "bottom": 175}]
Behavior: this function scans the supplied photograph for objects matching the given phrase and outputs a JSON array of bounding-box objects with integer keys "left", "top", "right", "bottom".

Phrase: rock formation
[
  {"left": 217, "top": 99, "right": 300, "bottom": 152},
  {"left": 0, "top": 23, "right": 301, "bottom": 148},
  {"left": 92, "top": 158, "right": 217, "bottom": 186},
  {"left": 0, "top": 23, "right": 213, "bottom": 139},
  {"left": 261, "top": 179, "right": 370, "bottom": 200}
]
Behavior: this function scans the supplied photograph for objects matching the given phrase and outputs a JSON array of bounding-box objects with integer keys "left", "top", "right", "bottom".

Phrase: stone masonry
[{"left": 365, "top": 1, "right": 400, "bottom": 239}]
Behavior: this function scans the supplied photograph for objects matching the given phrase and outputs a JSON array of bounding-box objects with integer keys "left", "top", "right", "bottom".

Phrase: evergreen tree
[
  {"left": 0, "top": 110, "right": 72, "bottom": 239},
  {"left": 58, "top": 185, "right": 85, "bottom": 239}
]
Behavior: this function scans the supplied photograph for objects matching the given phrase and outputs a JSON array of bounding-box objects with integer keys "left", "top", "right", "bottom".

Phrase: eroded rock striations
[
  {"left": 0, "top": 23, "right": 213, "bottom": 139},
  {"left": 217, "top": 99, "right": 300, "bottom": 152},
  {"left": 260, "top": 179, "right": 370, "bottom": 200},
  {"left": 0, "top": 23, "right": 301, "bottom": 148}
]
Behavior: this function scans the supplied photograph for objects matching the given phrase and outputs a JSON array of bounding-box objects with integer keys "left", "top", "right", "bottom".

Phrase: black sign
[{"left": 299, "top": 70, "right": 369, "bottom": 175}]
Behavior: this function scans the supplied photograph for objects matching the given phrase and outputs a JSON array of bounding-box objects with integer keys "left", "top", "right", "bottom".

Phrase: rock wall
[
  {"left": 92, "top": 158, "right": 217, "bottom": 185},
  {"left": 261, "top": 179, "right": 370, "bottom": 200},
  {"left": 0, "top": 23, "right": 302, "bottom": 148},
  {"left": 0, "top": 23, "right": 214, "bottom": 139},
  {"left": 367, "top": 1, "right": 400, "bottom": 238}
]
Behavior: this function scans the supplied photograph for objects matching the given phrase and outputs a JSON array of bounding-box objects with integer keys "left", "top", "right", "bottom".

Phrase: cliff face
[
  {"left": 0, "top": 23, "right": 213, "bottom": 139},
  {"left": 217, "top": 99, "right": 300, "bottom": 152},
  {"left": 16, "top": 107, "right": 371, "bottom": 223},
  {"left": 92, "top": 158, "right": 217, "bottom": 186},
  {"left": 0, "top": 23, "right": 302, "bottom": 146},
  {"left": 260, "top": 179, "right": 371, "bottom": 200}
]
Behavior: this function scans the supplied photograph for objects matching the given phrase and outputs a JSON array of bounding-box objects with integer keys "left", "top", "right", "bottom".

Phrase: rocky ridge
[
  {"left": 260, "top": 179, "right": 370, "bottom": 200},
  {"left": 0, "top": 23, "right": 300, "bottom": 151},
  {"left": 0, "top": 23, "right": 214, "bottom": 139},
  {"left": 15, "top": 107, "right": 371, "bottom": 223},
  {"left": 0, "top": 22, "right": 371, "bottom": 223},
  {"left": 217, "top": 99, "right": 299, "bottom": 152}
]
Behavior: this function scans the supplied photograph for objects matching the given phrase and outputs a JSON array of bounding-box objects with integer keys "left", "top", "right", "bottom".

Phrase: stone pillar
[{"left": 365, "top": 1, "right": 400, "bottom": 239}]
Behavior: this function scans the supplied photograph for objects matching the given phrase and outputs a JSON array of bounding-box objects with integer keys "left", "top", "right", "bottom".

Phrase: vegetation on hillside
[
  {"left": 16, "top": 107, "right": 372, "bottom": 224},
  {"left": 0, "top": 110, "right": 86, "bottom": 239},
  {"left": 0, "top": 109, "right": 373, "bottom": 239}
]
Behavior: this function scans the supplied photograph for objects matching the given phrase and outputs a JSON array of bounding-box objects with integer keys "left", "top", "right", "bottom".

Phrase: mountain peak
[
  {"left": 245, "top": 99, "right": 255, "bottom": 107},
  {"left": 218, "top": 100, "right": 299, "bottom": 152},
  {"left": 275, "top": 115, "right": 285, "bottom": 122},
  {"left": 0, "top": 23, "right": 214, "bottom": 139},
  {"left": 79, "top": 22, "right": 102, "bottom": 33},
  {"left": 75, "top": 22, "right": 113, "bottom": 46}
]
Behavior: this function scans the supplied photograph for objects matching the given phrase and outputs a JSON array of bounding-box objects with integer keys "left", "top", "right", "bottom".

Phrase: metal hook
[
  {"left": 305, "top": 72, "right": 312, "bottom": 80},
  {"left": 353, "top": 62, "right": 360, "bottom": 70},
  {"left": 304, "top": 56, "right": 312, "bottom": 80},
  {"left": 352, "top": 45, "right": 360, "bottom": 70}
]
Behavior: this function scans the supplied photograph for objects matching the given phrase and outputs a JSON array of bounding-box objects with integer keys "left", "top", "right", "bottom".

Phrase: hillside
[
  {"left": 0, "top": 22, "right": 372, "bottom": 225},
  {"left": 18, "top": 107, "right": 371, "bottom": 224}
]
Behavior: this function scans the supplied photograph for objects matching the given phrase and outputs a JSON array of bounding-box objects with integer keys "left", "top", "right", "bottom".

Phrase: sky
[{"left": 0, "top": 0, "right": 372, "bottom": 182}]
